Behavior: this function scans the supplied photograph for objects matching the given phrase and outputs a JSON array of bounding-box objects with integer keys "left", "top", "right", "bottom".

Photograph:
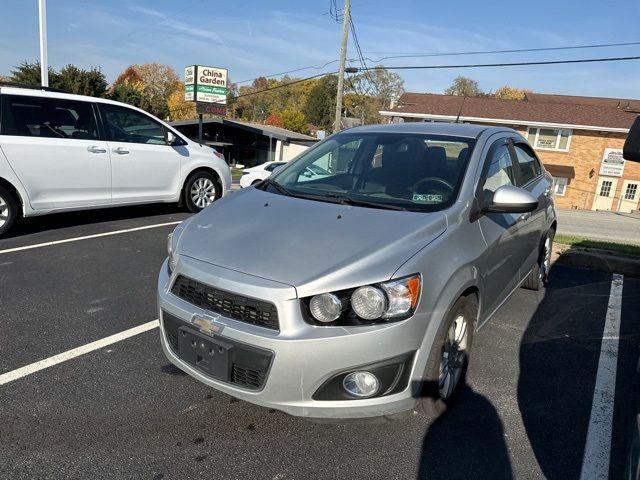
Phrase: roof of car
[{"left": 342, "top": 121, "right": 509, "bottom": 138}]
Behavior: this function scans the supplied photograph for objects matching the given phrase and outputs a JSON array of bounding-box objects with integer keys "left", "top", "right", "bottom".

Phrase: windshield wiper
[
  {"left": 261, "top": 178, "right": 293, "bottom": 196},
  {"left": 325, "top": 194, "right": 409, "bottom": 211}
]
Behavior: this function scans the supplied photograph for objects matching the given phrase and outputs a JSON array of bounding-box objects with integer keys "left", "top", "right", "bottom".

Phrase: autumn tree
[
  {"left": 265, "top": 113, "right": 285, "bottom": 128},
  {"left": 494, "top": 85, "right": 530, "bottom": 100},
  {"left": 281, "top": 109, "right": 309, "bottom": 134},
  {"left": 344, "top": 66, "right": 404, "bottom": 123},
  {"left": 444, "top": 76, "right": 484, "bottom": 97},
  {"left": 167, "top": 82, "right": 196, "bottom": 120}
]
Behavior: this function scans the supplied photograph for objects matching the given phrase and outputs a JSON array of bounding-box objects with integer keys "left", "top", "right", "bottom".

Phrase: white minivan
[{"left": 0, "top": 85, "right": 231, "bottom": 236}]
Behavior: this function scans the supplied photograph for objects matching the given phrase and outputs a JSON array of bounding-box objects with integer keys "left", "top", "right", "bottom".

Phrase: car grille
[
  {"left": 171, "top": 275, "right": 279, "bottom": 330},
  {"left": 232, "top": 364, "right": 265, "bottom": 389}
]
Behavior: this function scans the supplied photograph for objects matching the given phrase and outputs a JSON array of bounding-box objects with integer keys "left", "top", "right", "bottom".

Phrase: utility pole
[
  {"left": 38, "top": 0, "right": 48, "bottom": 87},
  {"left": 333, "top": 0, "right": 350, "bottom": 133}
]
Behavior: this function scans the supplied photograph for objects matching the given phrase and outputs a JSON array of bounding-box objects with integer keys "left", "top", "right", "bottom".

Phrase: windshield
[{"left": 265, "top": 131, "right": 475, "bottom": 212}]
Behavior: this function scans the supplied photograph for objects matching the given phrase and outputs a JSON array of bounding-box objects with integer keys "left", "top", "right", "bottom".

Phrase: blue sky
[{"left": 2, "top": 0, "right": 640, "bottom": 98}]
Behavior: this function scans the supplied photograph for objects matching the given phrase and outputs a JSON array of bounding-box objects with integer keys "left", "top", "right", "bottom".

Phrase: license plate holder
[{"left": 178, "top": 327, "right": 233, "bottom": 381}]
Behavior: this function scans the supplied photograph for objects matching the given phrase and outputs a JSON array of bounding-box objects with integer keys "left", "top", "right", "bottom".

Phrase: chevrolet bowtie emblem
[{"left": 192, "top": 313, "right": 224, "bottom": 336}]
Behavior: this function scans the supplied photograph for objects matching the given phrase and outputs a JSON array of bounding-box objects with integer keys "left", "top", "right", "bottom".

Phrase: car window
[
  {"left": 99, "top": 104, "right": 166, "bottom": 145},
  {"left": 264, "top": 162, "right": 285, "bottom": 172},
  {"left": 270, "top": 132, "right": 475, "bottom": 212},
  {"left": 481, "top": 143, "right": 515, "bottom": 203},
  {"left": 0, "top": 94, "right": 98, "bottom": 140},
  {"left": 513, "top": 144, "right": 542, "bottom": 186}
]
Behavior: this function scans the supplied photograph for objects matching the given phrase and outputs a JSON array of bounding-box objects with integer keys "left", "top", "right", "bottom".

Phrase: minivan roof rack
[{"left": 0, "top": 82, "right": 69, "bottom": 93}]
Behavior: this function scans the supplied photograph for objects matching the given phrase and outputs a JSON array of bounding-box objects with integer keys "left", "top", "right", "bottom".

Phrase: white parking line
[
  {"left": 0, "top": 221, "right": 181, "bottom": 255},
  {"left": 0, "top": 320, "right": 159, "bottom": 386},
  {"left": 579, "top": 273, "right": 624, "bottom": 480}
]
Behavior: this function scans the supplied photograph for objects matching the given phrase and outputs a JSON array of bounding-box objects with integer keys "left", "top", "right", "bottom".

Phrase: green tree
[
  {"left": 281, "top": 109, "right": 309, "bottom": 134},
  {"left": 10, "top": 61, "right": 59, "bottom": 87},
  {"left": 304, "top": 75, "right": 338, "bottom": 131},
  {"left": 444, "top": 76, "right": 484, "bottom": 97},
  {"left": 57, "top": 64, "right": 107, "bottom": 96},
  {"left": 107, "top": 81, "right": 168, "bottom": 118}
]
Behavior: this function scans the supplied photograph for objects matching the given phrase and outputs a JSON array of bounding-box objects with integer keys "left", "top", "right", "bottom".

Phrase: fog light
[
  {"left": 351, "top": 286, "right": 386, "bottom": 320},
  {"left": 309, "top": 293, "right": 342, "bottom": 323},
  {"left": 342, "top": 371, "right": 380, "bottom": 398}
]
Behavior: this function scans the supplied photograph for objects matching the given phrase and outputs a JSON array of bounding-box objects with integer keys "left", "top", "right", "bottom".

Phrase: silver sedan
[{"left": 157, "top": 122, "right": 556, "bottom": 419}]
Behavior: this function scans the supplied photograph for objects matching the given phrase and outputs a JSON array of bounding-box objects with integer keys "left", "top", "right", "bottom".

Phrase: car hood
[{"left": 177, "top": 188, "right": 447, "bottom": 297}]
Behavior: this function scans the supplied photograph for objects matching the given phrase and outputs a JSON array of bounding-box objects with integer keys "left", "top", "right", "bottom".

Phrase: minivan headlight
[{"left": 305, "top": 274, "right": 421, "bottom": 326}]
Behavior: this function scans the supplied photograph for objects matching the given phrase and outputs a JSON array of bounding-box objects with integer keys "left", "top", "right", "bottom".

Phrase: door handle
[
  {"left": 519, "top": 212, "right": 531, "bottom": 222},
  {"left": 87, "top": 145, "right": 107, "bottom": 154},
  {"left": 113, "top": 147, "right": 130, "bottom": 155}
]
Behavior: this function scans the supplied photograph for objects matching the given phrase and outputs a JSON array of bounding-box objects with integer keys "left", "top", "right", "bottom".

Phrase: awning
[{"left": 544, "top": 164, "right": 575, "bottom": 179}]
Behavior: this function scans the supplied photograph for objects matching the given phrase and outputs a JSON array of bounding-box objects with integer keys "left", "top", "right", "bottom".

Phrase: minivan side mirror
[
  {"left": 166, "top": 130, "right": 179, "bottom": 146},
  {"left": 484, "top": 185, "right": 538, "bottom": 214},
  {"left": 623, "top": 116, "right": 640, "bottom": 162}
]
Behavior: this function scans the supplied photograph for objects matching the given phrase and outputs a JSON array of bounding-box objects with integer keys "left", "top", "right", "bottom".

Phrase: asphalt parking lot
[{"left": 1, "top": 204, "right": 639, "bottom": 480}]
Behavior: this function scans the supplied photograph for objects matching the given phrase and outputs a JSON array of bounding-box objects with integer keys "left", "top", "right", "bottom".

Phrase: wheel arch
[{"left": 182, "top": 167, "right": 223, "bottom": 198}]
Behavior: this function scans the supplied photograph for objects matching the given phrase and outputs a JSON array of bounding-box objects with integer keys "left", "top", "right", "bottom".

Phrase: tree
[
  {"left": 56, "top": 64, "right": 107, "bottom": 97},
  {"left": 494, "top": 85, "right": 530, "bottom": 100},
  {"left": 281, "top": 109, "right": 309, "bottom": 134},
  {"left": 265, "top": 113, "right": 285, "bottom": 128},
  {"left": 444, "top": 76, "right": 484, "bottom": 97},
  {"left": 344, "top": 66, "right": 405, "bottom": 123},
  {"left": 304, "top": 75, "right": 338, "bottom": 131},
  {"left": 167, "top": 82, "right": 195, "bottom": 120},
  {"left": 10, "top": 61, "right": 59, "bottom": 87}
]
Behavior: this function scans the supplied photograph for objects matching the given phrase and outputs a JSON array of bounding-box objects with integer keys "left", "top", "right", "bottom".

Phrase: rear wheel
[
  {"left": 522, "top": 230, "right": 554, "bottom": 291},
  {"left": 184, "top": 171, "right": 220, "bottom": 213},
  {"left": 418, "top": 295, "right": 476, "bottom": 418},
  {"left": 0, "top": 185, "right": 18, "bottom": 237}
]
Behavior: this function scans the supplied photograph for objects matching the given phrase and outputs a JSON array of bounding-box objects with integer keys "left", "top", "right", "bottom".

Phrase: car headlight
[
  {"left": 167, "top": 224, "right": 185, "bottom": 274},
  {"left": 305, "top": 274, "right": 421, "bottom": 326}
]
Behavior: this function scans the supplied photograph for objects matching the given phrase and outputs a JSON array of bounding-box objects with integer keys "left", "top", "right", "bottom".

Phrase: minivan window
[
  {"left": 0, "top": 95, "right": 98, "bottom": 140},
  {"left": 268, "top": 132, "right": 475, "bottom": 212},
  {"left": 514, "top": 144, "right": 542, "bottom": 185},
  {"left": 99, "top": 104, "right": 166, "bottom": 145}
]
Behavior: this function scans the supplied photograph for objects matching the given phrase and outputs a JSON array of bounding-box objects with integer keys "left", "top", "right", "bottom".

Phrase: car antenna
[{"left": 455, "top": 96, "right": 467, "bottom": 123}]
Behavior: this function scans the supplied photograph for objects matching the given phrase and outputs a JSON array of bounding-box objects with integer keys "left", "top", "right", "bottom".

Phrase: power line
[
  {"left": 360, "top": 41, "right": 640, "bottom": 62},
  {"left": 370, "top": 55, "right": 640, "bottom": 71}
]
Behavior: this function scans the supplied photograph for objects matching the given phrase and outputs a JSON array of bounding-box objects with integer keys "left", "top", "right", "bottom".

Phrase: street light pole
[
  {"left": 333, "top": 0, "right": 350, "bottom": 133},
  {"left": 38, "top": 0, "right": 48, "bottom": 87}
]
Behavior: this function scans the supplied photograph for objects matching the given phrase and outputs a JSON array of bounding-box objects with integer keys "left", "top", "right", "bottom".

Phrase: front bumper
[{"left": 158, "top": 256, "right": 429, "bottom": 419}]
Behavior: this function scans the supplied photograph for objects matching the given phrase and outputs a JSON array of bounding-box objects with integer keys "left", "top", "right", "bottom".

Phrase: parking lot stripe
[
  {"left": 579, "top": 273, "right": 624, "bottom": 480},
  {"left": 0, "top": 320, "right": 159, "bottom": 386},
  {"left": 0, "top": 221, "right": 181, "bottom": 255}
]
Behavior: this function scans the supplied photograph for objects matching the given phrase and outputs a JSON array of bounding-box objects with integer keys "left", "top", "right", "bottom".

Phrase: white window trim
[
  {"left": 553, "top": 177, "right": 568, "bottom": 196},
  {"left": 526, "top": 127, "right": 572, "bottom": 152}
]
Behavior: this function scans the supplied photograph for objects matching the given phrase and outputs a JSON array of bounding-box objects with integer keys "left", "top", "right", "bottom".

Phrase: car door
[
  {"left": 0, "top": 94, "right": 111, "bottom": 210},
  {"left": 475, "top": 137, "right": 526, "bottom": 317},
  {"left": 98, "top": 103, "right": 183, "bottom": 204},
  {"left": 510, "top": 141, "right": 549, "bottom": 277}
]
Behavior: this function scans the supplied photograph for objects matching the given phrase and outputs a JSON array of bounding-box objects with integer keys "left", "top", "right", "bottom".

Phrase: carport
[{"left": 170, "top": 118, "right": 318, "bottom": 168}]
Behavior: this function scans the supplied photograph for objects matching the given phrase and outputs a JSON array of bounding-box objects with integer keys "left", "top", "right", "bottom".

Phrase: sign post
[{"left": 185, "top": 65, "right": 228, "bottom": 143}]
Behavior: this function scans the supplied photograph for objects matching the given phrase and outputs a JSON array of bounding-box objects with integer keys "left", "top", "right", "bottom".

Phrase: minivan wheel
[
  {"left": 184, "top": 172, "right": 220, "bottom": 212},
  {"left": 418, "top": 295, "right": 476, "bottom": 418},
  {"left": 522, "top": 230, "right": 555, "bottom": 291},
  {"left": 0, "top": 185, "right": 18, "bottom": 237}
]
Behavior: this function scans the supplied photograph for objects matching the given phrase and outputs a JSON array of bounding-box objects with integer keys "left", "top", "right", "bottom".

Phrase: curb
[{"left": 552, "top": 243, "right": 640, "bottom": 278}]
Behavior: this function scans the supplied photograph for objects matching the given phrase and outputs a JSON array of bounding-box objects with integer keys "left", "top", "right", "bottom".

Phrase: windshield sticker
[{"left": 413, "top": 193, "right": 443, "bottom": 204}]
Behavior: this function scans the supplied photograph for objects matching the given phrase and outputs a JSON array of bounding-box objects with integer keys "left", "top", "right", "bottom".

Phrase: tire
[
  {"left": 418, "top": 295, "right": 477, "bottom": 418},
  {"left": 0, "top": 185, "right": 19, "bottom": 237},
  {"left": 184, "top": 171, "right": 220, "bottom": 213},
  {"left": 522, "top": 230, "right": 555, "bottom": 291}
]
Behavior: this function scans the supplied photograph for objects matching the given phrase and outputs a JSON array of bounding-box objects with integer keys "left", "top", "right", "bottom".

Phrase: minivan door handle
[
  {"left": 518, "top": 212, "right": 531, "bottom": 222},
  {"left": 112, "top": 147, "right": 130, "bottom": 155},
  {"left": 87, "top": 145, "right": 107, "bottom": 154}
]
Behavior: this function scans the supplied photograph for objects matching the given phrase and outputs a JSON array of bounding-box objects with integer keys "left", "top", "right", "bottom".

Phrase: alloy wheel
[
  {"left": 438, "top": 314, "right": 469, "bottom": 400},
  {"left": 0, "top": 194, "right": 8, "bottom": 229},
  {"left": 190, "top": 178, "right": 217, "bottom": 209},
  {"left": 540, "top": 236, "right": 552, "bottom": 282}
]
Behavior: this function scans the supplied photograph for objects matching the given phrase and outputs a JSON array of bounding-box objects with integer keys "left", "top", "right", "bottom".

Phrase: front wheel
[
  {"left": 522, "top": 231, "right": 554, "bottom": 291},
  {"left": 184, "top": 172, "right": 220, "bottom": 213},
  {"left": 418, "top": 295, "right": 476, "bottom": 418},
  {"left": 0, "top": 185, "right": 19, "bottom": 237}
]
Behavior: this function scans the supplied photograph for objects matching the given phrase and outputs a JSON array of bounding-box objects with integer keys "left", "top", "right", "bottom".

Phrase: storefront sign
[
  {"left": 196, "top": 102, "right": 227, "bottom": 116},
  {"left": 599, "top": 148, "right": 625, "bottom": 177},
  {"left": 184, "top": 65, "right": 228, "bottom": 104}
]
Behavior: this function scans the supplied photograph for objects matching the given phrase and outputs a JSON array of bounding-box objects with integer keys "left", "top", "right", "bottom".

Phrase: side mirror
[
  {"left": 303, "top": 170, "right": 313, "bottom": 178},
  {"left": 166, "top": 130, "right": 178, "bottom": 146},
  {"left": 484, "top": 185, "right": 538, "bottom": 214},
  {"left": 623, "top": 116, "right": 640, "bottom": 162}
]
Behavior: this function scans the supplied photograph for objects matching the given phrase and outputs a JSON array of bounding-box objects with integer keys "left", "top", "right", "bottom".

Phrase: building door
[
  {"left": 592, "top": 177, "right": 618, "bottom": 211},
  {"left": 617, "top": 180, "right": 639, "bottom": 213}
]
